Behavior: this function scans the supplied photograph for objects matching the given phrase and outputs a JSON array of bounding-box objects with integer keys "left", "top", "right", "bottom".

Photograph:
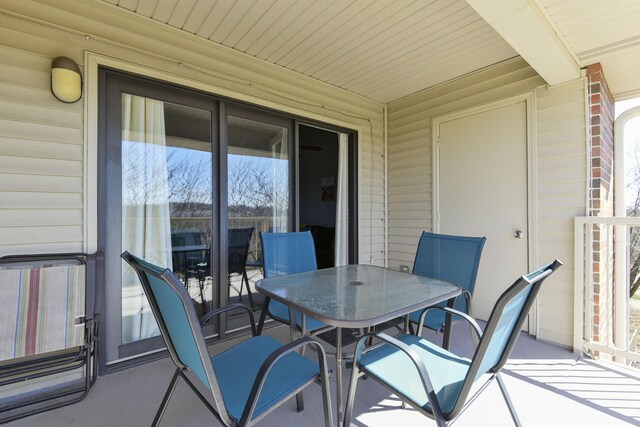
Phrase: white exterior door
[{"left": 436, "top": 100, "right": 529, "bottom": 323}]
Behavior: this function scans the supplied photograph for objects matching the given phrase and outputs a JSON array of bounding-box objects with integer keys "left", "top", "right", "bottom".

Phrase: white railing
[{"left": 574, "top": 216, "right": 640, "bottom": 365}]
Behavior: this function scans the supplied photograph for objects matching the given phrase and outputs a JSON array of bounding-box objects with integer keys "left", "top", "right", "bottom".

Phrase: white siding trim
[{"left": 84, "top": 51, "right": 97, "bottom": 254}]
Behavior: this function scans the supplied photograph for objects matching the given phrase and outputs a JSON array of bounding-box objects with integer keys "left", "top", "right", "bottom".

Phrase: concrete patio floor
[{"left": 6, "top": 322, "right": 640, "bottom": 427}]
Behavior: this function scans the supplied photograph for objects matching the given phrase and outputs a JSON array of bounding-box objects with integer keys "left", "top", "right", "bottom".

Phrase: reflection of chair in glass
[
  {"left": 344, "top": 260, "right": 562, "bottom": 427},
  {"left": 408, "top": 232, "right": 486, "bottom": 347},
  {"left": 228, "top": 227, "right": 255, "bottom": 308},
  {"left": 121, "top": 251, "right": 333, "bottom": 427},
  {"left": 171, "top": 228, "right": 208, "bottom": 304},
  {"left": 245, "top": 237, "right": 264, "bottom": 276},
  {"left": 256, "top": 231, "right": 332, "bottom": 337}
]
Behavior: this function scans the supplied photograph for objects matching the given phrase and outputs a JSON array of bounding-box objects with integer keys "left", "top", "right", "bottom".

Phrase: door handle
[{"left": 514, "top": 230, "right": 524, "bottom": 239}]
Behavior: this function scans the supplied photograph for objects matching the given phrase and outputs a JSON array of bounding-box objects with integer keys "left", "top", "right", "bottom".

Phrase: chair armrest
[
  {"left": 353, "top": 332, "right": 447, "bottom": 420},
  {"left": 199, "top": 303, "right": 256, "bottom": 336},
  {"left": 413, "top": 291, "right": 471, "bottom": 324},
  {"left": 239, "top": 336, "right": 332, "bottom": 425},
  {"left": 418, "top": 306, "right": 483, "bottom": 340}
]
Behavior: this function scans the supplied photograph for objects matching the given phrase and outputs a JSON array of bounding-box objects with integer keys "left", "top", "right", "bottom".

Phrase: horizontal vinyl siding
[
  {"left": 536, "top": 79, "right": 587, "bottom": 347},
  {"left": 0, "top": 41, "right": 85, "bottom": 254},
  {"left": 387, "top": 57, "right": 587, "bottom": 347},
  {"left": 0, "top": 1, "right": 385, "bottom": 265},
  {"left": 387, "top": 58, "right": 545, "bottom": 270}
]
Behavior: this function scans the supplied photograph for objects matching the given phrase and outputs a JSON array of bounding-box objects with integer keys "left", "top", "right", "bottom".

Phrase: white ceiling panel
[
  {"left": 538, "top": 0, "right": 640, "bottom": 99},
  {"left": 104, "top": 0, "right": 518, "bottom": 103},
  {"left": 135, "top": 0, "right": 159, "bottom": 17},
  {"left": 151, "top": 0, "right": 178, "bottom": 23},
  {"left": 588, "top": 45, "right": 640, "bottom": 100},
  {"left": 99, "top": 0, "right": 640, "bottom": 101}
]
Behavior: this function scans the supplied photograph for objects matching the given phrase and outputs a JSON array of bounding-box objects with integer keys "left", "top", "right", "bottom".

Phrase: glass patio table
[{"left": 255, "top": 264, "right": 461, "bottom": 426}]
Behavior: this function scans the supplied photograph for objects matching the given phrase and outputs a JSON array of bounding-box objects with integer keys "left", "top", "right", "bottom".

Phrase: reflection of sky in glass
[
  {"left": 121, "top": 140, "right": 169, "bottom": 206},
  {"left": 228, "top": 154, "right": 287, "bottom": 172},
  {"left": 121, "top": 141, "right": 213, "bottom": 205},
  {"left": 165, "top": 145, "right": 212, "bottom": 204},
  {"left": 122, "top": 141, "right": 292, "bottom": 208}
]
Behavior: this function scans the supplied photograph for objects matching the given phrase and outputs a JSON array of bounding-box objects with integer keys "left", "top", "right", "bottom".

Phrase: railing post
[
  {"left": 574, "top": 217, "right": 586, "bottom": 355},
  {"left": 586, "top": 222, "right": 594, "bottom": 346},
  {"left": 614, "top": 223, "right": 629, "bottom": 363},
  {"left": 575, "top": 216, "right": 638, "bottom": 363}
]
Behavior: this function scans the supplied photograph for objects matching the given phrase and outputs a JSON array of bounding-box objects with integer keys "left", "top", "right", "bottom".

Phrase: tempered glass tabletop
[{"left": 256, "top": 265, "right": 460, "bottom": 328}]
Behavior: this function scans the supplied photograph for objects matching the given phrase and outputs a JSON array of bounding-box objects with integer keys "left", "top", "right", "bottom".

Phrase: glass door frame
[
  {"left": 296, "top": 121, "right": 359, "bottom": 265},
  {"left": 98, "top": 68, "right": 220, "bottom": 368}
]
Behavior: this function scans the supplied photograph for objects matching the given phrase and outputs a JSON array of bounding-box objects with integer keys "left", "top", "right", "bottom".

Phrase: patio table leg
[
  {"left": 442, "top": 297, "right": 455, "bottom": 350},
  {"left": 289, "top": 307, "right": 304, "bottom": 412},
  {"left": 336, "top": 326, "right": 343, "bottom": 427}
]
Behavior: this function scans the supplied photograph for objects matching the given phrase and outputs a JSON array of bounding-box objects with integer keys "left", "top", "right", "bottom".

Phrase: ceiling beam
[{"left": 465, "top": 0, "right": 581, "bottom": 86}]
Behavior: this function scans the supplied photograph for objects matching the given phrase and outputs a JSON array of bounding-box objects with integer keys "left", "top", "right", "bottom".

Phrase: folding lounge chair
[{"left": 0, "top": 253, "right": 99, "bottom": 423}]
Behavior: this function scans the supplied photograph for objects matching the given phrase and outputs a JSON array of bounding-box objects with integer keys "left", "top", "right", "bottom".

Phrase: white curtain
[
  {"left": 335, "top": 133, "right": 349, "bottom": 266},
  {"left": 271, "top": 131, "right": 289, "bottom": 232},
  {"left": 121, "top": 94, "right": 172, "bottom": 343}
]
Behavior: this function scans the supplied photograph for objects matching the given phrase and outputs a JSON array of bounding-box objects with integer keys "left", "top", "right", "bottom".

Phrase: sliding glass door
[
  {"left": 101, "top": 71, "right": 218, "bottom": 363},
  {"left": 99, "top": 71, "right": 353, "bottom": 369},
  {"left": 225, "top": 108, "right": 293, "bottom": 310}
]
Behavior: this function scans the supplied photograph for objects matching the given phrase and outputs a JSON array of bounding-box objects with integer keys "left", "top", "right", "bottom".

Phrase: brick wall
[{"left": 587, "top": 63, "right": 615, "bottom": 352}]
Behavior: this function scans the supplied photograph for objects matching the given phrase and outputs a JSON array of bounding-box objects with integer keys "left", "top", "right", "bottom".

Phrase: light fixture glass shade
[{"left": 51, "top": 57, "right": 82, "bottom": 103}]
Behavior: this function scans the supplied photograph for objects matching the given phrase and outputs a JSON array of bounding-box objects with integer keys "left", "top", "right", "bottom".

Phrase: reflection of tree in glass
[
  {"left": 165, "top": 147, "right": 214, "bottom": 242},
  {"left": 166, "top": 147, "right": 212, "bottom": 212},
  {"left": 228, "top": 155, "right": 289, "bottom": 218},
  {"left": 123, "top": 140, "right": 290, "bottom": 238},
  {"left": 123, "top": 143, "right": 213, "bottom": 208},
  {"left": 123, "top": 141, "right": 214, "bottom": 241},
  {"left": 628, "top": 144, "right": 640, "bottom": 298}
]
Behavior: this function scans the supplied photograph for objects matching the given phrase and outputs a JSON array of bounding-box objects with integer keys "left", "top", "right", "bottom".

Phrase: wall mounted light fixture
[{"left": 51, "top": 56, "right": 82, "bottom": 103}]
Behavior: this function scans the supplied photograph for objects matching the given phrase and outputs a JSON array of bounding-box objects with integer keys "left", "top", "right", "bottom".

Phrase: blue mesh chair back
[
  {"left": 262, "top": 231, "right": 317, "bottom": 277},
  {"left": 121, "top": 253, "right": 212, "bottom": 388},
  {"left": 468, "top": 262, "right": 558, "bottom": 383},
  {"left": 410, "top": 232, "right": 485, "bottom": 332},
  {"left": 259, "top": 231, "right": 328, "bottom": 334},
  {"left": 344, "top": 260, "right": 562, "bottom": 427},
  {"left": 412, "top": 231, "right": 486, "bottom": 313},
  {"left": 121, "top": 251, "right": 334, "bottom": 427}
]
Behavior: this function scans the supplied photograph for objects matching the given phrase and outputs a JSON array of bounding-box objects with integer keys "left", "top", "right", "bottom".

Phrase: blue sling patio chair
[
  {"left": 408, "top": 232, "right": 486, "bottom": 347},
  {"left": 344, "top": 260, "right": 562, "bottom": 427},
  {"left": 255, "top": 231, "right": 333, "bottom": 337},
  {"left": 121, "top": 251, "right": 333, "bottom": 427}
]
